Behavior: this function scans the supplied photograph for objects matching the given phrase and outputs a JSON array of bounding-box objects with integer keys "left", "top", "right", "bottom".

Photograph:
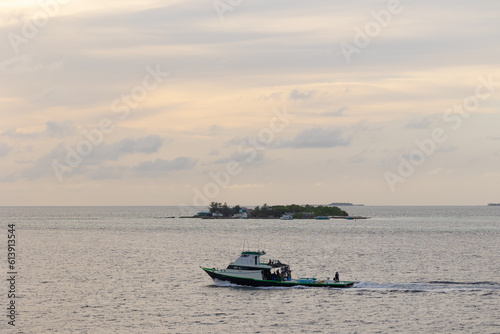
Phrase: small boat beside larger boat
[{"left": 201, "top": 250, "right": 355, "bottom": 288}]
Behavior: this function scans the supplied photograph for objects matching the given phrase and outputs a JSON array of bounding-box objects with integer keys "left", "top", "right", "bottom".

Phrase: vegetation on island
[
  {"left": 208, "top": 202, "right": 348, "bottom": 218},
  {"left": 208, "top": 202, "right": 241, "bottom": 217}
]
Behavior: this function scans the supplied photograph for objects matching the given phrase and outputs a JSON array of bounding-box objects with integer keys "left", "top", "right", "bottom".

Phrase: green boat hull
[{"left": 201, "top": 267, "right": 355, "bottom": 288}]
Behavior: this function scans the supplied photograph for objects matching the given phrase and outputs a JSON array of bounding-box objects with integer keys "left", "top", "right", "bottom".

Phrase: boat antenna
[{"left": 258, "top": 236, "right": 263, "bottom": 252}]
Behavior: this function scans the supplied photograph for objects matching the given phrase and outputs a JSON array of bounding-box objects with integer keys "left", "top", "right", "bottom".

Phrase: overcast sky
[{"left": 1, "top": 0, "right": 499, "bottom": 206}]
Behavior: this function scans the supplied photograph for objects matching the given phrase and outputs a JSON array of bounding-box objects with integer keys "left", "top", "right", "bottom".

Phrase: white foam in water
[
  {"left": 353, "top": 281, "right": 500, "bottom": 292},
  {"left": 213, "top": 279, "right": 500, "bottom": 292},
  {"left": 213, "top": 279, "right": 241, "bottom": 287}
]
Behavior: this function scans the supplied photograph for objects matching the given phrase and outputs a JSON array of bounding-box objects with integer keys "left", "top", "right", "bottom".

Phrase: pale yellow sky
[{"left": 1, "top": 0, "right": 499, "bottom": 205}]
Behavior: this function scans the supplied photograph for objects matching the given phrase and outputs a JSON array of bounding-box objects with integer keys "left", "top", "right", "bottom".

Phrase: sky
[{"left": 1, "top": 0, "right": 499, "bottom": 206}]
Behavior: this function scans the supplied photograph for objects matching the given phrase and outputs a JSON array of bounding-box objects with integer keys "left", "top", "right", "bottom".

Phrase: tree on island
[
  {"left": 207, "top": 202, "right": 348, "bottom": 218},
  {"left": 209, "top": 202, "right": 242, "bottom": 217},
  {"left": 209, "top": 202, "right": 221, "bottom": 214}
]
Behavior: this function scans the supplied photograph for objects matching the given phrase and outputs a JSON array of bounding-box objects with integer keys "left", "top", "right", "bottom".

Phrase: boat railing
[{"left": 266, "top": 259, "right": 288, "bottom": 267}]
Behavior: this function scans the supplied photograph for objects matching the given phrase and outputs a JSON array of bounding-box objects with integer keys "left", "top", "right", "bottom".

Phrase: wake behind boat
[{"left": 201, "top": 250, "right": 354, "bottom": 288}]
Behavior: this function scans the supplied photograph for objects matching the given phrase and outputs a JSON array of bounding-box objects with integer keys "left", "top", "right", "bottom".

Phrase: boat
[
  {"left": 315, "top": 216, "right": 330, "bottom": 220},
  {"left": 200, "top": 250, "right": 355, "bottom": 288},
  {"left": 280, "top": 213, "right": 294, "bottom": 220}
]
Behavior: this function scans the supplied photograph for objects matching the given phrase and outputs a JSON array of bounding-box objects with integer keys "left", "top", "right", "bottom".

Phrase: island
[
  {"left": 190, "top": 202, "right": 349, "bottom": 219},
  {"left": 328, "top": 202, "right": 364, "bottom": 206}
]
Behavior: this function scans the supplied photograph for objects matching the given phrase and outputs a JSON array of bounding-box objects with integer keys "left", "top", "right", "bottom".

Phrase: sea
[{"left": 1, "top": 206, "right": 499, "bottom": 333}]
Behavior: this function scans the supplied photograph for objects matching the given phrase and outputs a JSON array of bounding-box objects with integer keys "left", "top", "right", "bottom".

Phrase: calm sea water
[{"left": 2, "top": 206, "right": 499, "bottom": 333}]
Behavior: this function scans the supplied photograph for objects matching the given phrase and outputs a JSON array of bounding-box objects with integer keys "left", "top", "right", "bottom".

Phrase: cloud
[
  {"left": 2, "top": 120, "right": 76, "bottom": 139},
  {"left": 94, "top": 135, "right": 163, "bottom": 162},
  {"left": 0, "top": 143, "right": 13, "bottom": 157},
  {"left": 17, "top": 144, "right": 68, "bottom": 180},
  {"left": 134, "top": 157, "right": 197, "bottom": 173},
  {"left": 11, "top": 135, "right": 165, "bottom": 181},
  {"left": 349, "top": 155, "right": 365, "bottom": 164},
  {"left": 280, "top": 127, "right": 351, "bottom": 148},
  {"left": 46, "top": 120, "right": 77, "bottom": 138},
  {"left": 208, "top": 125, "right": 224, "bottom": 136},
  {"left": 322, "top": 106, "right": 348, "bottom": 117},
  {"left": 260, "top": 92, "right": 283, "bottom": 101},
  {"left": 213, "top": 150, "right": 264, "bottom": 164},
  {"left": 208, "top": 148, "right": 220, "bottom": 156},
  {"left": 31, "top": 88, "right": 59, "bottom": 104},
  {"left": 0, "top": 55, "right": 64, "bottom": 73},
  {"left": 289, "top": 89, "right": 317, "bottom": 100},
  {"left": 405, "top": 115, "right": 440, "bottom": 129},
  {"left": 89, "top": 156, "right": 198, "bottom": 179},
  {"left": 2, "top": 128, "right": 42, "bottom": 139},
  {"left": 2, "top": 0, "right": 500, "bottom": 204}
]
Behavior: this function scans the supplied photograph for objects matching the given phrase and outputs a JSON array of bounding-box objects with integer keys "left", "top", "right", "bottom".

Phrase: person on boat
[
  {"left": 277, "top": 269, "right": 283, "bottom": 282},
  {"left": 334, "top": 272, "right": 339, "bottom": 282}
]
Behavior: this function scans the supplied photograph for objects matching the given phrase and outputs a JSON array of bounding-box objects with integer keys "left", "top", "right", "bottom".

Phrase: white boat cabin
[{"left": 227, "top": 251, "right": 268, "bottom": 269}]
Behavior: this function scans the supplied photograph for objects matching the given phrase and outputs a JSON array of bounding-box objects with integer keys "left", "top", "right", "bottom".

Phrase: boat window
[{"left": 228, "top": 265, "right": 246, "bottom": 270}]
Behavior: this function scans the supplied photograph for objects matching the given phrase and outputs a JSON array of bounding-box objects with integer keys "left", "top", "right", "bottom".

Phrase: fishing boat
[{"left": 200, "top": 250, "right": 355, "bottom": 288}]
